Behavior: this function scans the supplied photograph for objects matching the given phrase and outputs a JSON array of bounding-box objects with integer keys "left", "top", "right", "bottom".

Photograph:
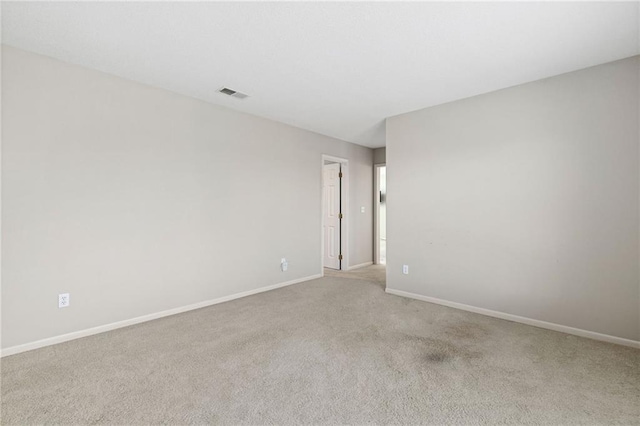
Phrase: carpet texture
[{"left": 2, "top": 266, "right": 639, "bottom": 424}]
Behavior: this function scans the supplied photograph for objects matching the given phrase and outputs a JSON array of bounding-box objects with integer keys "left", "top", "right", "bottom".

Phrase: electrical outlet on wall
[
  {"left": 402, "top": 265, "right": 409, "bottom": 275},
  {"left": 281, "top": 258, "right": 288, "bottom": 272},
  {"left": 58, "top": 293, "right": 70, "bottom": 308}
]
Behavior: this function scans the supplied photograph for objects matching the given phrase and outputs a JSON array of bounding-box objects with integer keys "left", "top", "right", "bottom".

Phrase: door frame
[
  {"left": 321, "top": 155, "right": 349, "bottom": 275},
  {"left": 374, "top": 163, "right": 386, "bottom": 265}
]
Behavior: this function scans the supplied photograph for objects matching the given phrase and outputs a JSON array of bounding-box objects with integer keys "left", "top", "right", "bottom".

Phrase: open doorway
[
  {"left": 322, "top": 155, "right": 349, "bottom": 272},
  {"left": 375, "top": 164, "right": 386, "bottom": 265}
]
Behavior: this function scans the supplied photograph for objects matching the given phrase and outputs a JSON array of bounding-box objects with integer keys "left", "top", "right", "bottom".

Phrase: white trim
[
  {"left": 385, "top": 288, "right": 640, "bottom": 349},
  {"left": 374, "top": 163, "right": 386, "bottom": 265},
  {"left": 321, "top": 154, "right": 349, "bottom": 272},
  {"left": 348, "top": 261, "right": 373, "bottom": 271},
  {"left": 1, "top": 274, "right": 322, "bottom": 358}
]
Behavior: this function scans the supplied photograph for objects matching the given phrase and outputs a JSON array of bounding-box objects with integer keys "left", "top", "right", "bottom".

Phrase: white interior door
[
  {"left": 378, "top": 166, "right": 387, "bottom": 264},
  {"left": 323, "top": 163, "right": 341, "bottom": 269}
]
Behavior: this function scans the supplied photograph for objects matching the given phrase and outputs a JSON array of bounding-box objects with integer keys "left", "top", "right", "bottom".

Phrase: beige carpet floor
[{"left": 2, "top": 265, "right": 639, "bottom": 424}]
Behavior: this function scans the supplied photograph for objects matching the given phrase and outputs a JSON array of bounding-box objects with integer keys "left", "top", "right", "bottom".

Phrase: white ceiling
[{"left": 2, "top": 1, "right": 639, "bottom": 148}]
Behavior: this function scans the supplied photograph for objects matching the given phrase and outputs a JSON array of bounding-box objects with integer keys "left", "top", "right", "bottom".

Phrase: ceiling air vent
[{"left": 218, "top": 87, "right": 249, "bottom": 100}]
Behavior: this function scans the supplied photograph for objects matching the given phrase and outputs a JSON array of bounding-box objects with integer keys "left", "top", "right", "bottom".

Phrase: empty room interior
[{"left": 1, "top": 1, "right": 639, "bottom": 424}]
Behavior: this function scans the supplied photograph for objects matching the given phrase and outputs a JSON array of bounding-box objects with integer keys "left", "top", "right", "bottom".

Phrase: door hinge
[
  {"left": 339, "top": 254, "right": 343, "bottom": 260},
  {"left": 339, "top": 213, "right": 343, "bottom": 219},
  {"left": 339, "top": 172, "right": 343, "bottom": 178}
]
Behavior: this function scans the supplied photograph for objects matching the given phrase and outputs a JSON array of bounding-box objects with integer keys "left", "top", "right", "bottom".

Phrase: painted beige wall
[
  {"left": 387, "top": 56, "right": 640, "bottom": 341},
  {"left": 1, "top": 46, "right": 373, "bottom": 350},
  {"left": 373, "top": 147, "right": 386, "bottom": 164}
]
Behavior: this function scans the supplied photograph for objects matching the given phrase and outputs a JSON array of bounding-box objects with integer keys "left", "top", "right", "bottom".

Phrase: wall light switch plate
[
  {"left": 402, "top": 265, "right": 409, "bottom": 275},
  {"left": 58, "top": 293, "right": 70, "bottom": 308},
  {"left": 361, "top": 206, "right": 365, "bottom": 213}
]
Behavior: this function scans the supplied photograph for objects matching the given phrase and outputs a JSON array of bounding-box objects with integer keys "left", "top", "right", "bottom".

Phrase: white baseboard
[
  {"left": 348, "top": 261, "right": 373, "bottom": 271},
  {"left": 385, "top": 288, "right": 640, "bottom": 349},
  {"left": 1, "top": 274, "right": 322, "bottom": 358}
]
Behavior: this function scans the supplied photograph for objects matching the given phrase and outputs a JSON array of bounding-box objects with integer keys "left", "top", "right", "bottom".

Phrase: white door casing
[
  {"left": 323, "top": 162, "right": 341, "bottom": 269},
  {"left": 375, "top": 164, "right": 387, "bottom": 265}
]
